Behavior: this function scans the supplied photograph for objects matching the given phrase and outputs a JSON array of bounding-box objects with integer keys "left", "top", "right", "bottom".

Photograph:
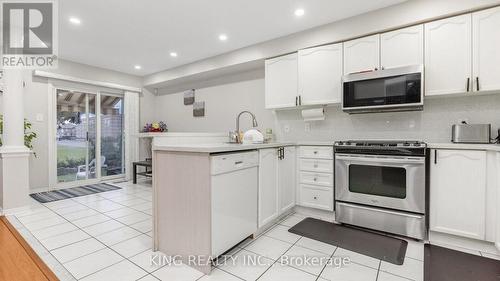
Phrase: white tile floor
[{"left": 6, "top": 179, "right": 498, "bottom": 281}]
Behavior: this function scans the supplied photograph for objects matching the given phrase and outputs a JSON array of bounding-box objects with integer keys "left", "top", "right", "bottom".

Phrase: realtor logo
[{"left": 1, "top": 0, "right": 58, "bottom": 68}]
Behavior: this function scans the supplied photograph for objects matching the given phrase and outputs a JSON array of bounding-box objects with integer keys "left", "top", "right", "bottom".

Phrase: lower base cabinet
[
  {"left": 297, "top": 146, "right": 334, "bottom": 211},
  {"left": 430, "top": 149, "right": 487, "bottom": 240},
  {"left": 258, "top": 146, "right": 296, "bottom": 228}
]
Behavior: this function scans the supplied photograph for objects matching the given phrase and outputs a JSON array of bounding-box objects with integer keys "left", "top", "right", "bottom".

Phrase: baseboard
[
  {"left": 293, "top": 205, "right": 335, "bottom": 221},
  {"left": 429, "top": 231, "right": 500, "bottom": 255}
]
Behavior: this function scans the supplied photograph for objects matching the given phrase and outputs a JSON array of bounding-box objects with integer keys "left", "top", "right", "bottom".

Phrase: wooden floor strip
[{"left": 0, "top": 216, "right": 59, "bottom": 281}]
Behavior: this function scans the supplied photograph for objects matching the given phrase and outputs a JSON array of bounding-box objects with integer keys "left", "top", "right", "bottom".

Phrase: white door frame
[{"left": 48, "top": 82, "right": 125, "bottom": 190}]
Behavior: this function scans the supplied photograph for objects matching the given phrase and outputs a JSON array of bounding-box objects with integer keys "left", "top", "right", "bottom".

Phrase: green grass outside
[
  {"left": 57, "top": 144, "right": 86, "bottom": 182},
  {"left": 58, "top": 145, "right": 86, "bottom": 161}
]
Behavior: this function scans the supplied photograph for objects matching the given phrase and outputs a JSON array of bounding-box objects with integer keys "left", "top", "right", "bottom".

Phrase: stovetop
[
  {"left": 334, "top": 140, "right": 427, "bottom": 148},
  {"left": 334, "top": 140, "right": 428, "bottom": 156}
]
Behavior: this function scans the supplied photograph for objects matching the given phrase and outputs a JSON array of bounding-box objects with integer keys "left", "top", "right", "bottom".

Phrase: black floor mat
[
  {"left": 424, "top": 244, "right": 500, "bottom": 281},
  {"left": 288, "top": 217, "right": 407, "bottom": 265}
]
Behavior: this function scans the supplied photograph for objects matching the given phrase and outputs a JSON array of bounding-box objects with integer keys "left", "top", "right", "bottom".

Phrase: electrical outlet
[
  {"left": 304, "top": 122, "right": 311, "bottom": 132},
  {"left": 284, "top": 125, "right": 290, "bottom": 134}
]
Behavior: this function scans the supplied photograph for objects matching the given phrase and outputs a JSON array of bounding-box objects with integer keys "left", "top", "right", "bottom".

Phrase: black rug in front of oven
[
  {"left": 288, "top": 217, "right": 407, "bottom": 265},
  {"left": 424, "top": 244, "right": 500, "bottom": 281}
]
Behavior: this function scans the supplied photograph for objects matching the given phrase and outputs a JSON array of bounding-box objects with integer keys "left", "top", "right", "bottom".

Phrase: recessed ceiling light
[
  {"left": 218, "top": 34, "right": 228, "bottom": 41},
  {"left": 69, "top": 17, "right": 81, "bottom": 25},
  {"left": 134, "top": 65, "right": 142, "bottom": 70},
  {"left": 170, "top": 52, "right": 178, "bottom": 57},
  {"left": 294, "top": 9, "right": 305, "bottom": 17}
]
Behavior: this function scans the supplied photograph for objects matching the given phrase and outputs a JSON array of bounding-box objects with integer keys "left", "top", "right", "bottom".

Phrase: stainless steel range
[{"left": 334, "top": 140, "right": 428, "bottom": 240}]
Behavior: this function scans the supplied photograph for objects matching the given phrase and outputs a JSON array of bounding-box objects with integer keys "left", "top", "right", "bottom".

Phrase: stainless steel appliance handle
[
  {"left": 337, "top": 202, "right": 425, "bottom": 219},
  {"left": 335, "top": 154, "right": 425, "bottom": 164}
]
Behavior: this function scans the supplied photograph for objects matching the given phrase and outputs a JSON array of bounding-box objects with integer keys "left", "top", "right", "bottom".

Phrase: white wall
[
  {"left": 0, "top": 60, "right": 142, "bottom": 191},
  {"left": 153, "top": 71, "right": 276, "bottom": 135}
]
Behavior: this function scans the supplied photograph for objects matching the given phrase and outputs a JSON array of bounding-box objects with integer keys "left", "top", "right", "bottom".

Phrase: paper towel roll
[{"left": 301, "top": 108, "right": 325, "bottom": 121}]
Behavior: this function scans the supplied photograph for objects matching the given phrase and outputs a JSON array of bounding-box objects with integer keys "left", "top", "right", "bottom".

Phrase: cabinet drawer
[
  {"left": 299, "top": 171, "right": 333, "bottom": 187},
  {"left": 299, "top": 146, "right": 333, "bottom": 159},
  {"left": 299, "top": 158, "right": 333, "bottom": 173},
  {"left": 299, "top": 184, "right": 333, "bottom": 211}
]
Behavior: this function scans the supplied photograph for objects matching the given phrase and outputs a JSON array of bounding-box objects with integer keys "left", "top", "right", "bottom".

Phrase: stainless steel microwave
[{"left": 342, "top": 65, "right": 424, "bottom": 114}]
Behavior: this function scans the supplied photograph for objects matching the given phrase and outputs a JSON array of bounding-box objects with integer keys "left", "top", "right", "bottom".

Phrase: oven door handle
[{"left": 335, "top": 154, "right": 425, "bottom": 164}]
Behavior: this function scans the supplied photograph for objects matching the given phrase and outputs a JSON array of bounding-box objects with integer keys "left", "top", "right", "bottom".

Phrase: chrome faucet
[{"left": 233, "top": 111, "right": 258, "bottom": 143}]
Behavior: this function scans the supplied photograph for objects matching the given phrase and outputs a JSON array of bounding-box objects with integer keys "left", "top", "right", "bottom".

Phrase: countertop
[
  {"left": 428, "top": 142, "right": 500, "bottom": 152},
  {"left": 152, "top": 142, "right": 296, "bottom": 153}
]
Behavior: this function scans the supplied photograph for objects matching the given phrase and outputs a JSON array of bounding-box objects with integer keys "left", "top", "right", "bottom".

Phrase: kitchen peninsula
[{"left": 152, "top": 136, "right": 295, "bottom": 274}]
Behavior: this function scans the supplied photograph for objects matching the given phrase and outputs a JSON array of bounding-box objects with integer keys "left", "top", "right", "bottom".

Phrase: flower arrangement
[{"left": 143, "top": 121, "right": 167, "bottom": 133}]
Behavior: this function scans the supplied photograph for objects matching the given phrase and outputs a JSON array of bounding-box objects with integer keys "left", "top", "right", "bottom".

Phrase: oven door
[{"left": 335, "top": 153, "right": 425, "bottom": 213}]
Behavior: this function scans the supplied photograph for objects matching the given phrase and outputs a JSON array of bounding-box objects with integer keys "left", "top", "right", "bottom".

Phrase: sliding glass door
[
  {"left": 100, "top": 93, "right": 125, "bottom": 178},
  {"left": 55, "top": 89, "right": 125, "bottom": 185},
  {"left": 56, "top": 89, "right": 96, "bottom": 183}
]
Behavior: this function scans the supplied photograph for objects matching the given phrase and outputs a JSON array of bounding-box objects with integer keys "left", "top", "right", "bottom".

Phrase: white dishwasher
[{"left": 211, "top": 150, "right": 258, "bottom": 258}]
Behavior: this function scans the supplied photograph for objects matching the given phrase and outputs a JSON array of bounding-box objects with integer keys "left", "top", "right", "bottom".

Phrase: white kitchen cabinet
[
  {"left": 430, "top": 149, "right": 487, "bottom": 240},
  {"left": 258, "top": 146, "right": 296, "bottom": 228},
  {"left": 258, "top": 148, "right": 279, "bottom": 227},
  {"left": 473, "top": 6, "right": 500, "bottom": 92},
  {"left": 425, "top": 14, "right": 472, "bottom": 96},
  {"left": 380, "top": 25, "right": 423, "bottom": 69},
  {"left": 343, "top": 34, "right": 380, "bottom": 75},
  {"left": 265, "top": 53, "right": 298, "bottom": 109},
  {"left": 297, "top": 146, "right": 334, "bottom": 211},
  {"left": 279, "top": 146, "right": 296, "bottom": 214},
  {"left": 298, "top": 44, "right": 343, "bottom": 105}
]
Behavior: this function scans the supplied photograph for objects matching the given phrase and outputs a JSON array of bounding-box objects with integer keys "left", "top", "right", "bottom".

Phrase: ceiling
[{"left": 59, "top": 0, "right": 406, "bottom": 76}]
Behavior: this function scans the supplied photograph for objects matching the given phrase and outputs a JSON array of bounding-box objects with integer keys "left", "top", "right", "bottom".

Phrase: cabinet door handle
[
  {"left": 466, "top": 78, "right": 470, "bottom": 92},
  {"left": 476, "top": 77, "right": 480, "bottom": 91},
  {"left": 282, "top": 147, "right": 285, "bottom": 160},
  {"left": 295, "top": 96, "right": 298, "bottom": 106},
  {"left": 434, "top": 150, "right": 438, "bottom": 164},
  {"left": 299, "top": 95, "right": 302, "bottom": 105}
]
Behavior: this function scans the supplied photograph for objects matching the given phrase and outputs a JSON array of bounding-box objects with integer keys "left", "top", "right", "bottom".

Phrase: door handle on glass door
[
  {"left": 466, "top": 78, "right": 470, "bottom": 92},
  {"left": 476, "top": 77, "right": 480, "bottom": 91}
]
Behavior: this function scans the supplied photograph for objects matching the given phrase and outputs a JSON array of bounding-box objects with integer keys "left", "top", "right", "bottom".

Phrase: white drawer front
[
  {"left": 299, "top": 171, "right": 333, "bottom": 187},
  {"left": 299, "top": 158, "right": 333, "bottom": 173},
  {"left": 299, "top": 146, "right": 333, "bottom": 159},
  {"left": 299, "top": 184, "right": 333, "bottom": 211}
]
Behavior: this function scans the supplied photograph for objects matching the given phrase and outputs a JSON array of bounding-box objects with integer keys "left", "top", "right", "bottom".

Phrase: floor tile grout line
[
  {"left": 375, "top": 260, "right": 382, "bottom": 281},
  {"left": 21, "top": 186, "right": 153, "bottom": 280},
  {"left": 315, "top": 246, "right": 339, "bottom": 281}
]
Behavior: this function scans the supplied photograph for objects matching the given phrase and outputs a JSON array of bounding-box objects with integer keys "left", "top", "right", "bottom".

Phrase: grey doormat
[
  {"left": 30, "top": 183, "right": 121, "bottom": 203},
  {"left": 424, "top": 244, "right": 500, "bottom": 281},
  {"left": 288, "top": 217, "right": 407, "bottom": 265}
]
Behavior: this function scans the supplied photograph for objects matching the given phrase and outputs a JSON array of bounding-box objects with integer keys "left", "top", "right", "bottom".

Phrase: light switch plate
[
  {"left": 36, "top": 113, "right": 44, "bottom": 122},
  {"left": 304, "top": 123, "right": 311, "bottom": 132}
]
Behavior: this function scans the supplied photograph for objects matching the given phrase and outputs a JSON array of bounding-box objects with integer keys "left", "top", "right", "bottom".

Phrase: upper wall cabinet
[
  {"left": 343, "top": 34, "right": 380, "bottom": 75},
  {"left": 380, "top": 25, "right": 424, "bottom": 69},
  {"left": 265, "top": 53, "right": 298, "bottom": 109},
  {"left": 473, "top": 6, "right": 500, "bottom": 92},
  {"left": 425, "top": 14, "right": 472, "bottom": 96},
  {"left": 298, "top": 43, "right": 343, "bottom": 105}
]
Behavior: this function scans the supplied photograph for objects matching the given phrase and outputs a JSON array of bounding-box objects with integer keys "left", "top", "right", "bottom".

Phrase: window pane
[{"left": 100, "top": 94, "right": 124, "bottom": 176}]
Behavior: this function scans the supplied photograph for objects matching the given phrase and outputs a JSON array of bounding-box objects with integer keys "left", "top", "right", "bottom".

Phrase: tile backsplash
[{"left": 275, "top": 94, "right": 500, "bottom": 143}]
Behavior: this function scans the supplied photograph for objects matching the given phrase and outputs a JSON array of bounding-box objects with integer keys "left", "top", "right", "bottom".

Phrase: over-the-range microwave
[{"left": 342, "top": 65, "right": 424, "bottom": 114}]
